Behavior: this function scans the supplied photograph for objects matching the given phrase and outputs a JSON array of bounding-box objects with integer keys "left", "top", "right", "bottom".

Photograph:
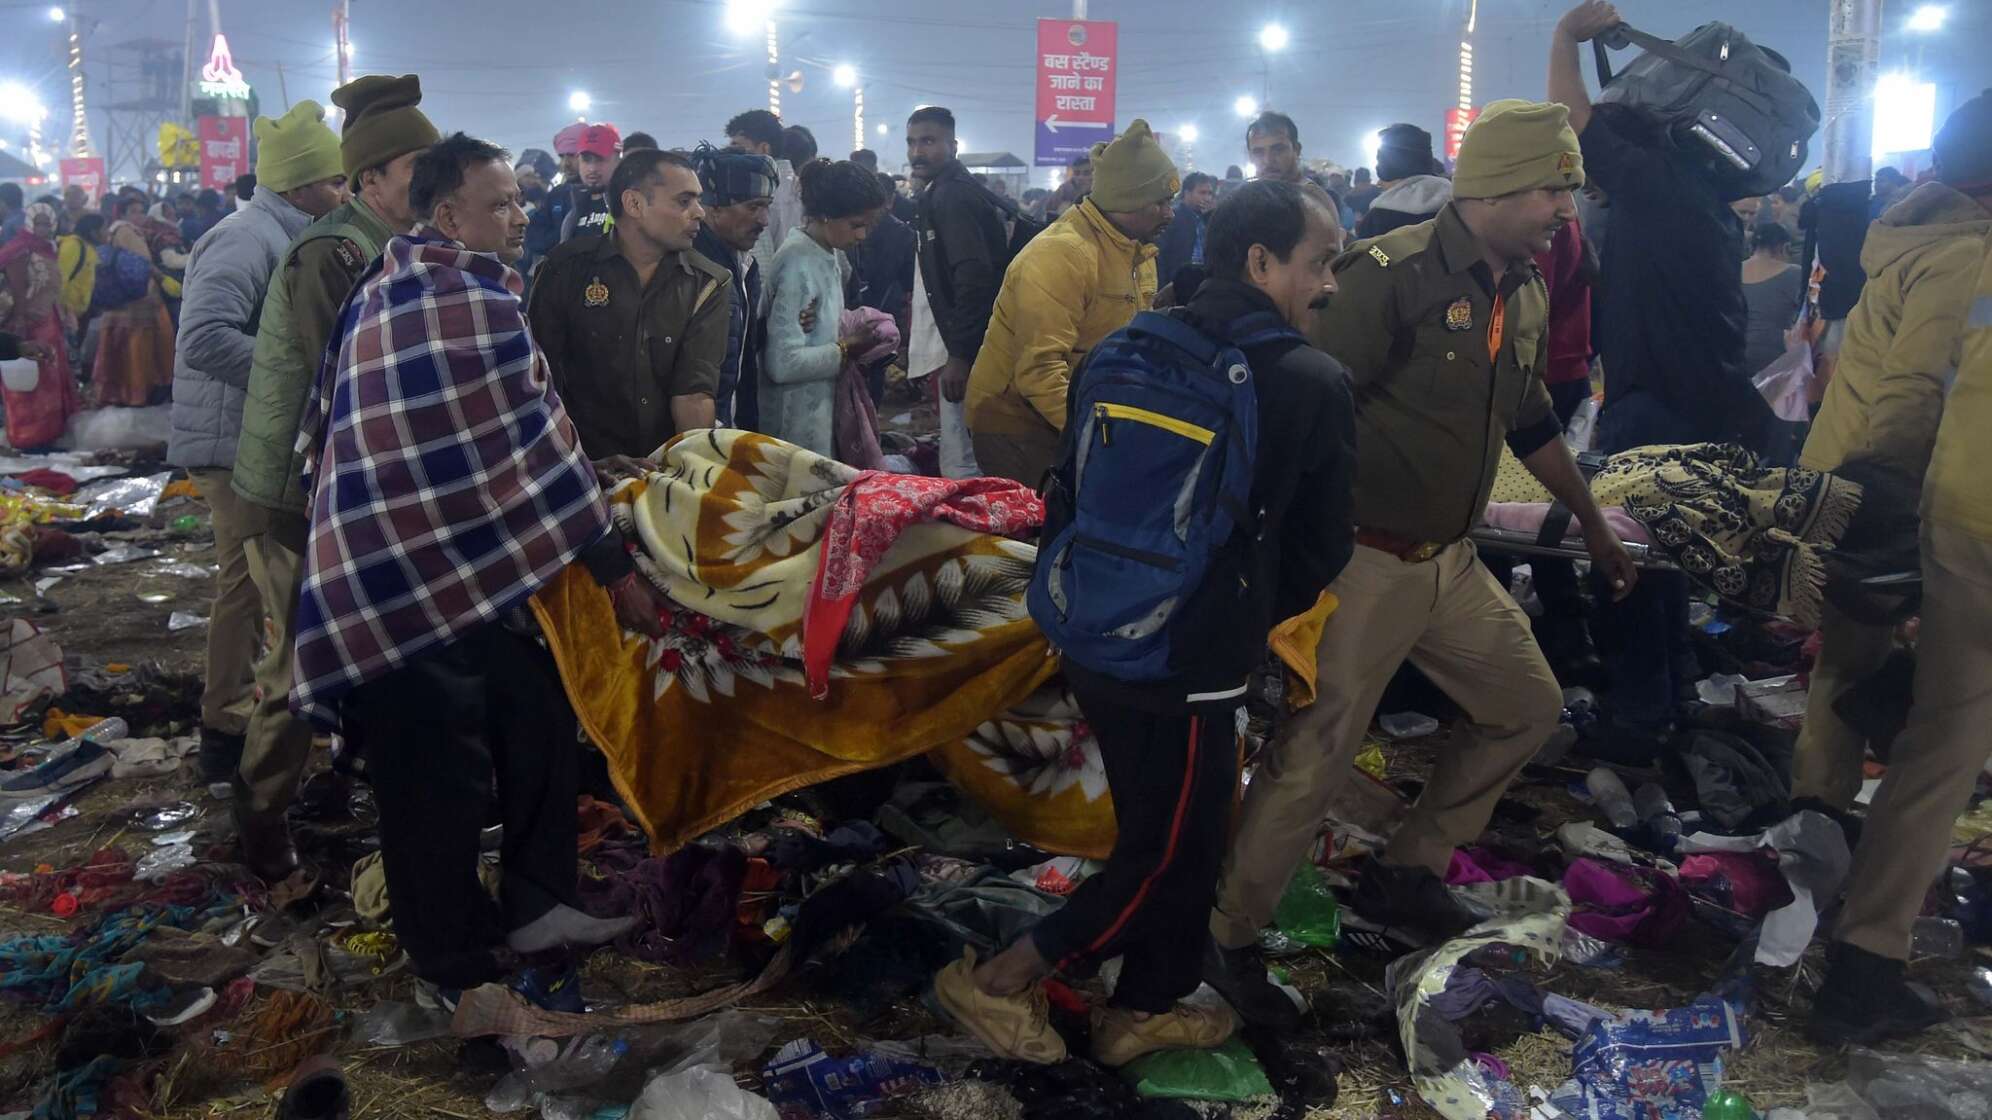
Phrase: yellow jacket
[
  {"left": 965, "top": 200, "right": 1157, "bottom": 437},
  {"left": 1925, "top": 230, "right": 1992, "bottom": 540},
  {"left": 1801, "top": 183, "right": 1992, "bottom": 476},
  {"left": 55, "top": 235, "right": 95, "bottom": 319}
]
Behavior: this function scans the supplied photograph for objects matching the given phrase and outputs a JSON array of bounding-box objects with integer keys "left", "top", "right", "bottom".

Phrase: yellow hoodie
[
  {"left": 964, "top": 199, "right": 1158, "bottom": 437},
  {"left": 1801, "top": 182, "right": 1992, "bottom": 476}
]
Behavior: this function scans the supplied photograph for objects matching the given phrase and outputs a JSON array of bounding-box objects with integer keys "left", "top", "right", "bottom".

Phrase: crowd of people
[{"left": 3, "top": 0, "right": 1991, "bottom": 1073}]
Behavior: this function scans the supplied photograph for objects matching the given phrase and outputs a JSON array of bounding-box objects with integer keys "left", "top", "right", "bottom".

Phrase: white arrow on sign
[{"left": 1044, "top": 114, "right": 1112, "bottom": 133}]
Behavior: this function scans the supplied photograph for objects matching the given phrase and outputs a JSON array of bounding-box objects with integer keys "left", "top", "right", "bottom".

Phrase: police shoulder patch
[
  {"left": 1367, "top": 245, "right": 1391, "bottom": 268},
  {"left": 332, "top": 239, "right": 361, "bottom": 270}
]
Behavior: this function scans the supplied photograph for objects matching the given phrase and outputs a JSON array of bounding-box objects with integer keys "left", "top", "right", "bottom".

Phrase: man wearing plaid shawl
[{"left": 291, "top": 133, "right": 669, "bottom": 994}]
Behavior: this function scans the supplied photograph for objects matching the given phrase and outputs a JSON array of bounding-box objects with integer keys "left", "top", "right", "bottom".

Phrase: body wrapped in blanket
[
  {"left": 531, "top": 430, "right": 1121, "bottom": 857},
  {"left": 1482, "top": 443, "right": 1867, "bottom": 628}
]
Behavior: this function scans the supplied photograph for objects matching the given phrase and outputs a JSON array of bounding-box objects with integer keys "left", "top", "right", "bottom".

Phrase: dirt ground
[{"left": 2, "top": 451, "right": 1990, "bottom": 1119}]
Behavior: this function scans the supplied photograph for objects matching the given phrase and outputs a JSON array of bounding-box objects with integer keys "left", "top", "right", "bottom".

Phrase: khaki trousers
[
  {"left": 235, "top": 511, "right": 316, "bottom": 826},
  {"left": 1210, "top": 541, "right": 1562, "bottom": 949},
  {"left": 187, "top": 468, "right": 264, "bottom": 736},
  {"left": 1790, "top": 600, "right": 1897, "bottom": 809},
  {"left": 1837, "top": 525, "right": 1992, "bottom": 959},
  {"left": 971, "top": 421, "right": 1062, "bottom": 489}
]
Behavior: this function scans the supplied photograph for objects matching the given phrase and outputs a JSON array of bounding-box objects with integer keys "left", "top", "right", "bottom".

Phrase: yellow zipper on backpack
[{"left": 1093, "top": 403, "right": 1214, "bottom": 446}]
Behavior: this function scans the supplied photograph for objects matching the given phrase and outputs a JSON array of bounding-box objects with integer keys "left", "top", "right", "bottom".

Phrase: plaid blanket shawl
[{"left": 290, "top": 230, "right": 610, "bottom": 725}]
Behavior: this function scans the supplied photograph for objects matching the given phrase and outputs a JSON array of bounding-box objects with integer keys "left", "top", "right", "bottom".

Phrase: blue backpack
[
  {"left": 90, "top": 243, "right": 153, "bottom": 311},
  {"left": 1027, "top": 309, "right": 1301, "bottom": 682}
]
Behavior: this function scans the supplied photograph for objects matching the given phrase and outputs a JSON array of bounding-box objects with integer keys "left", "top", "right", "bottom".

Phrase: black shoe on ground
[
  {"left": 1806, "top": 941, "right": 1950, "bottom": 1047},
  {"left": 1349, "top": 857, "right": 1479, "bottom": 942},
  {"left": 1788, "top": 796, "right": 1865, "bottom": 850},
  {"left": 1203, "top": 939, "right": 1304, "bottom": 1030},
  {"left": 198, "top": 728, "right": 245, "bottom": 784}
]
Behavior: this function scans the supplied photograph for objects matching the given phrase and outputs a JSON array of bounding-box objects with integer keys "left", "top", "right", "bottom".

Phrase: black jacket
[
  {"left": 915, "top": 160, "right": 1010, "bottom": 364},
  {"left": 853, "top": 208, "right": 917, "bottom": 317},
  {"left": 1064, "top": 277, "right": 1358, "bottom": 711}
]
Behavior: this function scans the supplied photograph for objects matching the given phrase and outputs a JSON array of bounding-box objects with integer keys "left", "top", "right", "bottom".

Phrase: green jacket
[
  {"left": 1312, "top": 203, "right": 1556, "bottom": 544},
  {"left": 232, "top": 196, "right": 394, "bottom": 514}
]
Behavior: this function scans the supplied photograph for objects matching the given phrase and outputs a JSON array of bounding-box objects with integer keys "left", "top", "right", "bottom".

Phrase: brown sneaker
[
  {"left": 1090, "top": 1002, "right": 1237, "bottom": 1068},
  {"left": 931, "top": 948, "right": 1067, "bottom": 1064}
]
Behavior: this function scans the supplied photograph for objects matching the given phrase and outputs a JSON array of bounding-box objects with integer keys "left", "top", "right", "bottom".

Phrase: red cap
[
  {"left": 552, "top": 122, "right": 588, "bottom": 156},
  {"left": 576, "top": 124, "right": 622, "bottom": 160}
]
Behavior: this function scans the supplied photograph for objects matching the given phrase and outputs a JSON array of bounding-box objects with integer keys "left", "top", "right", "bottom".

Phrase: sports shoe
[
  {"left": 0, "top": 741, "right": 112, "bottom": 799},
  {"left": 1807, "top": 941, "right": 1950, "bottom": 1047},
  {"left": 198, "top": 728, "right": 245, "bottom": 784},
  {"left": 1203, "top": 940, "right": 1303, "bottom": 1029},
  {"left": 1090, "top": 1002, "right": 1237, "bottom": 1068},
  {"left": 1348, "top": 857, "right": 1479, "bottom": 942},
  {"left": 512, "top": 963, "right": 586, "bottom": 1014},
  {"left": 931, "top": 948, "right": 1067, "bottom": 1064}
]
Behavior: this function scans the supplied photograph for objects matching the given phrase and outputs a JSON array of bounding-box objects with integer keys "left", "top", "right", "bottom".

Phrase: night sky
[{"left": 3, "top": 0, "right": 1986, "bottom": 183}]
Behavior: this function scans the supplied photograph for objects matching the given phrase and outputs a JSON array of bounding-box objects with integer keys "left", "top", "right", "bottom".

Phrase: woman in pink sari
[{"left": 0, "top": 204, "right": 82, "bottom": 448}]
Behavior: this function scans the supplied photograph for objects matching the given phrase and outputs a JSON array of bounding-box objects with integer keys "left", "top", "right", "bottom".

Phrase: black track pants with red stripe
[{"left": 1028, "top": 682, "right": 1239, "bottom": 1014}]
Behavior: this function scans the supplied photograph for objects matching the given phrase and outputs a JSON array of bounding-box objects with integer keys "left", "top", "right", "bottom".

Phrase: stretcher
[{"left": 1470, "top": 524, "right": 1922, "bottom": 596}]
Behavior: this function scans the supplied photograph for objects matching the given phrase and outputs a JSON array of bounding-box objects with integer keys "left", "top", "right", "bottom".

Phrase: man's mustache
[{"left": 1308, "top": 292, "right": 1333, "bottom": 310}]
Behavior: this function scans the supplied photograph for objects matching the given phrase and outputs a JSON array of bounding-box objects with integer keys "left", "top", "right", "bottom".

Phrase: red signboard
[
  {"left": 59, "top": 157, "right": 106, "bottom": 203},
  {"left": 1444, "top": 107, "right": 1480, "bottom": 162},
  {"left": 197, "top": 116, "right": 250, "bottom": 191},
  {"left": 1034, "top": 19, "right": 1118, "bottom": 167}
]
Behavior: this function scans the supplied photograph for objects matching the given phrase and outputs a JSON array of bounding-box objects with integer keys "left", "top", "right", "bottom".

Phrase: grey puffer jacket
[{"left": 167, "top": 186, "right": 315, "bottom": 469}]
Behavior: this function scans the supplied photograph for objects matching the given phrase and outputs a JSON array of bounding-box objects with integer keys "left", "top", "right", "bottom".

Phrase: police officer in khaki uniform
[
  {"left": 227, "top": 74, "right": 440, "bottom": 881},
  {"left": 529, "top": 148, "right": 732, "bottom": 460},
  {"left": 1204, "top": 100, "right": 1640, "bottom": 1029}
]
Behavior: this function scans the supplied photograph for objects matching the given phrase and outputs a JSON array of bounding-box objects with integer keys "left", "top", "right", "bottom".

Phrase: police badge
[
  {"left": 583, "top": 278, "right": 610, "bottom": 308},
  {"left": 1444, "top": 296, "right": 1474, "bottom": 332}
]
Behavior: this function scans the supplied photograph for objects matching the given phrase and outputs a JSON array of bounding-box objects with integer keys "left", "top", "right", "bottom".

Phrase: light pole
[
  {"left": 834, "top": 63, "right": 862, "bottom": 152},
  {"left": 0, "top": 82, "right": 48, "bottom": 171},
  {"left": 568, "top": 89, "right": 591, "bottom": 119},
  {"left": 1177, "top": 122, "right": 1198, "bottom": 171},
  {"left": 726, "top": 0, "right": 783, "bottom": 117},
  {"left": 1257, "top": 23, "right": 1288, "bottom": 105},
  {"left": 1233, "top": 95, "right": 1258, "bottom": 121}
]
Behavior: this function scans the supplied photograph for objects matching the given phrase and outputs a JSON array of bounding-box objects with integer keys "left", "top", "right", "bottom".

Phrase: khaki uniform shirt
[
  {"left": 527, "top": 231, "right": 731, "bottom": 459},
  {"left": 1313, "top": 203, "right": 1556, "bottom": 544}
]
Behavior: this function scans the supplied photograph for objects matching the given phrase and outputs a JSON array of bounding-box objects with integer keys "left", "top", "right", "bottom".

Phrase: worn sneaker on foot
[
  {"left": 1203, "top": 940, "right": 1303, "bottom": 1030},
  {"left": 1807, "top": 941, "right": 1950, "bottom": 1047},
  {"left": 0, "top": 740, "right": 113, "bottom": 798},
  {"left": 931, "top": 948, "right": 1067, "bottom": 1064},
  {"left": 1090, "top": 1002, "right": 1237, "bottom": 1068},
  {"left": 1349, "top": 857, "right": 1479, "bottom": 942},
  {"left": 506, "top": 903, "right": 638, "bottom": 954}
]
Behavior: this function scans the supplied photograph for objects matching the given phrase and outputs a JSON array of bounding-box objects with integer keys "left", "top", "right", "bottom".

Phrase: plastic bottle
[
  {"left": 1910, "top": 916, "right": 1965, "bottom": 960},
  {"left": 1702, "top": 1089, "right": 1757, "bottom": 1120},
  {"left": 1585, "top": 767, "right": 1638, "bottom": 830},
  {"left": 1633, "top": 783, "right": 1684, "bottom": 847}
]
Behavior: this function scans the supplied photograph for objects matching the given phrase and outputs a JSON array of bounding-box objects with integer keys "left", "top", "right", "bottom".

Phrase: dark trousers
[
  {"left": 1596, "top": 389, "right": 1706, "bottom": 726},
  {"left": 343, "top": 621, "right": 580, "bottom": 989},
  {"left": 1029, "top": 683, "right": 1237, "bottom": 1013}
]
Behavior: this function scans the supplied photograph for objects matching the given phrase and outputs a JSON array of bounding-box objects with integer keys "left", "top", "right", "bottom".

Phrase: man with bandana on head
[{"left": 687, "top": 143, "right": 778, "bottom": 429}]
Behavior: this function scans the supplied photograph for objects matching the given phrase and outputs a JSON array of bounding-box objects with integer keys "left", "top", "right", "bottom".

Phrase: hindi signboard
[
  {"left": 1034, "top": 19, "right": 1118, "bottom": 167},
  {"left": 58, "top": 157, "right": 106, "bottom": 203},
  {"left": 197, "top": 116, "right": 250, "bottom": 191}
]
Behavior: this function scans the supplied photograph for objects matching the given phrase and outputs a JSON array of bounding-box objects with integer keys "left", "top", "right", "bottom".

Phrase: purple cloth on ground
[
  {"left": 1447, "top": 847, "right": 1536, "bottom": 885},
  {"left": 577, "top": 843, "right": 746, "bottom": 965},
  {"left": 1678, "top": 851, "right": 1791, "bottom": 918},
  {"left": 1563, "top": 858, "right": 1691, "bottom": 947}
]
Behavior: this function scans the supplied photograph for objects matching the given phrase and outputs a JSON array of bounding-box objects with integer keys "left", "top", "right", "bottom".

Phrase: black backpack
[
  {"left": 971, "top": 179, "right": 1045, "bottom": 265},
  {"left": 1594, "top": 21, "right": 1821, "bottom": 198}
]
